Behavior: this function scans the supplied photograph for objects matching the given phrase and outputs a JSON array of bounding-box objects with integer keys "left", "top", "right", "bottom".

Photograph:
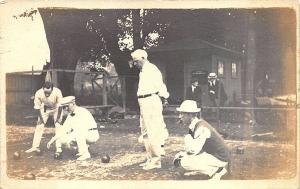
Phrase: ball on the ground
[
  {"left": 54, "top": 152, "right": 62, "bottom": 160},
  {"left": 236, "top": 146, "right": 244, "bottom": 154},
  {"left": 24, "top": 173, "right": 36, "bottom": 180},
  {"left": 13, "top": 151, "right": 21, "bottom": 160},
  {"left": 101, "top": 154, "right": 110, "bottom": 163}
]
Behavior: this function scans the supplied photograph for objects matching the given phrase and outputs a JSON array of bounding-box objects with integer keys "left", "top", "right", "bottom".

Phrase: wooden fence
[{"left": 6, "top": 73, "right": 41, "bottom": 105}]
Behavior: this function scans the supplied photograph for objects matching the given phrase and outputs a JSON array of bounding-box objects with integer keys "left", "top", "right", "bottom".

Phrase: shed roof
[{"left": 148, "top": 38, "right": 244, "bottom": 56}]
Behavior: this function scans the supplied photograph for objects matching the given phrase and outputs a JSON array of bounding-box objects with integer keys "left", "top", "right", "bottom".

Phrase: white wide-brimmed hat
[
  {"left": 60, "top": 96, "right": 75, "bottom": 106},
  {"left": 176, "top": 100, "right": 201, "bottom": 113}
]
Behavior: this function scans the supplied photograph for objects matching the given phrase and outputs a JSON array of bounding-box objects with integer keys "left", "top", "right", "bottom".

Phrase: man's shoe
[
  {"left": 77, "top": 153, "right": 91, "bottom": 161},
  {"left": 139, "top": 159, "right": 151, "bottom": 167},
  {"left": 142, "top": 161, "right": 161, "bottom": 170},
  {"left": 209, "top": 167, "right": 227, "bottom": 180},
  {"left": 25, "top": 147, "right": 40, "bottom": 153},
  {"left": 184, "top": 171, "right": 203, "bottom": 176}
]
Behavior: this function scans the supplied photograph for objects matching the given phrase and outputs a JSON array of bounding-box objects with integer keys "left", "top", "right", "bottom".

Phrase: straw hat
[{"left": 176, "top": 100, "right": 200, "bottom": 113}]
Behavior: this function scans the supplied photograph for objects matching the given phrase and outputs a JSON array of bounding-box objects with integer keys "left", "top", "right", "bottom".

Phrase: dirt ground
[{"left": 5, "top": 116, "right": 297, "bottom": 180}]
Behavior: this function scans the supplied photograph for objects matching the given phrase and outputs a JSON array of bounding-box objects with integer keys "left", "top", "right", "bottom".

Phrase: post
[
  {"left": 102, "top": 74, "right": 108, "bottom": 105},
  {"left": 122, "top": 76, "right": 126, "bottom": 115},
  {"left": 52, "top": 69, "right": 58, "bottom": 87},
  {"left": 31, "top": 66, "right": 34, "bottom": 97}
]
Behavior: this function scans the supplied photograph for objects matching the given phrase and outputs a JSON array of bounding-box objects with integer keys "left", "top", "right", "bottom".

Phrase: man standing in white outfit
[
  {"left": 130, "top": 49, "right": 169, "bottom": 170},
  {"left": 47, "top": 96, "right": 99, "bottom": 161},
  {"left": 173, "top": 100, "right": 230, "bottom": 180},
  {"left": 26, "top": 71, "right": 63, "bottom": 153}
]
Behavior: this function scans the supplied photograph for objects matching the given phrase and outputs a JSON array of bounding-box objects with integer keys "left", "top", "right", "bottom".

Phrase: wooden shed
[{"left": 148, "top": 38, "right": 245, "bottom": 106}]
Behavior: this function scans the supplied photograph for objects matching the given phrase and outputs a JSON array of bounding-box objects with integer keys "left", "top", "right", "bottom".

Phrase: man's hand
[
  {"left": 174, "top": 151, "right": 187, "bottom": 159},
  {"left": 47, "top": 139, "right": 54, "bottom": 149},
  {"left": 209, "top": 90, "right": 215, "bottom": 94},
  {"left": 162, "top": 98, "right": 169, "bottom": 107},
  {"left": 54, "top": 122, "right": 62, "bottom": 128}
]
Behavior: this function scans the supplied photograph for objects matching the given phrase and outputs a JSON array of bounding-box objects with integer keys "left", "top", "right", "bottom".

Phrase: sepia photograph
[{"left": 0, "top": 0, "right": 299, "bottom": 189}]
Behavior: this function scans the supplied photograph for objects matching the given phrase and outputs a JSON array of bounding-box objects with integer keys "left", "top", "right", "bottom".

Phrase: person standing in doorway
[{"left": 185, "top": 77, "right": 202, "bottom": 108}]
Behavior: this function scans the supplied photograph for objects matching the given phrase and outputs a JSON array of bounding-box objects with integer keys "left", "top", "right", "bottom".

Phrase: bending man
[
  {"left": 174, "top": 100, "right": 230, "bottom": 180},
  {"left": 47, "top": 96, "right": 99, "bottom": 161}
]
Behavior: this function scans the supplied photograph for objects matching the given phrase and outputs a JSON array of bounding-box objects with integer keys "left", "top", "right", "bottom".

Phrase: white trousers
[
  {"left": 31, "top": 109, "right": 63, "bottom": 149},
  {"left": 180, "top": 152, "right": 228, "bottom": 177},
  {"left": 138, "top": 95, "right": 169, "bottom": 159},
  {"left": 55, "top": 129, "right": 99, "bottom": 154}
]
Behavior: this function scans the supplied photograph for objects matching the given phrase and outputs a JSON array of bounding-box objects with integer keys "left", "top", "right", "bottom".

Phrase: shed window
[
  {"left": 217, "top": 60, "right": 224, "bottom": 77},
  {"left": 231, "top": 62, "right": 237, "bottom": 78}
]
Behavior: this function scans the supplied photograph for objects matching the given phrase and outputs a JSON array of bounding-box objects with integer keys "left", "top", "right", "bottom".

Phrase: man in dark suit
[
  {"left": 185, "top": 78, "right": 202, "bottom": 108},
  {"left": 207, "top": 73, "right": 227, "bottom": 107}
]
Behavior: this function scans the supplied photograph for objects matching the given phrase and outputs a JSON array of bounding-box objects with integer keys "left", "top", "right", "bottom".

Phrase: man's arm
[
  {"left": 37, "top": 109, "right": 45, "bottom": 124},
  {"left": 184, "top": 126, "right": 210, "bottom": 155},
  {"left": 33, "top": 90, "right": 45, "bottom": 124},
  {"left": 55, "top": 89, "right": 64, "bottom": 123}
]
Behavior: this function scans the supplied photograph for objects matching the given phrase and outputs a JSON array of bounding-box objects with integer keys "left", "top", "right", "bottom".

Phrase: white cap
[
  {"left": 131, "top": 49, "right": 148, "bottom": 60},
  {"left": 208, "top": 72, "right": 217, "bottom": 79},
  {"left": 60, "top": 96, "right": 75, "bottom": 106},
  {"left": 176, "top": 100, "right": 200, "bottom": 113}
]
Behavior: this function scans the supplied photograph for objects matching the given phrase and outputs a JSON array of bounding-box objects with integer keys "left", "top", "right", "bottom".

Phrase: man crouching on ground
[
  {"left": 173, "top": 100, "right": 230, "bottom": 180},
  {"left": 47, "top": 96, "right": 99, "bottom": 161}
]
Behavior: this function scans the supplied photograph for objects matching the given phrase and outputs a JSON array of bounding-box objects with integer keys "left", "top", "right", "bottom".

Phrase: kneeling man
[
  {"left": 47, "top": 96, "right": 99, "bottom": 161},
  {"left": 174, "top": 100, "right": 230, "bottom": 180}
]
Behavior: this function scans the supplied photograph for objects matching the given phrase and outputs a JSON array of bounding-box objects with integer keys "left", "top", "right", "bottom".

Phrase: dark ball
[
  {"left": 101, "top": 154, "right": 110, "bottom": 163},
  {"left": 24, "top": 173, "right": 36, "bottom": 180},
  {"left": 54, "top": 152, "right": 62, "bottom": 160},
  {"left": 13, "top": 151, "right": 21, "bottom": 160},
  {"left": 236, "top": 146, "right": 244, "bottom": 154}
]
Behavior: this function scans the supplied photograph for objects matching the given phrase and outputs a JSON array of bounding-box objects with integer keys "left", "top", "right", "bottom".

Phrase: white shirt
[
  {"left": 191, "top": 85, "right": 196, "bottom": 93},
  {"left": 34, "top": 87, "right": 63, "bottom": 110},
  {"left": 184, "top": 117, "right": 211, "bottom": 155},
  {"left": 61, "top": 106, "right": 97, "bottom": 135},
  {"left": 137, "top": 61, "right": 169, "bottom": 98}
]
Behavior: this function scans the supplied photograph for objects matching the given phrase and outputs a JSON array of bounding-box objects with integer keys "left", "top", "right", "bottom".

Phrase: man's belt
[
  {"left": 137, "top": 92, "right": 159, "bottom": 99},
  {"left": 89, "top": 128, "right": 98, "bottom": 131}
]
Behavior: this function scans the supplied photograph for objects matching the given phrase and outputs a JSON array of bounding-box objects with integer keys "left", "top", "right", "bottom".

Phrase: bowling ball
[
  {"left": 24, "top": 173, "right": 36, "bottom": 180},
  {"left": 54, "top": 152, "right": 62, "bottom": 160},
  {"left": 13, "top": 151, "right": 21, "bottom": 160},
  {"left": 101, "top": 154, "right": 110, "bottom": 163},
  {"left": 236, "top": 146, "right": 244, "bottom": 154}
]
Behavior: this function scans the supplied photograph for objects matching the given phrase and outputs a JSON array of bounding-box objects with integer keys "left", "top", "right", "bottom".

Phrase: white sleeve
[
  {"left": 33, "top": 90, "right": 42, "bottom": 110},
  {"left": 56, "top": 88, "right": 63, "bottom": 105},
  {"left": 61, "top": 116, "right": 72, "bottom": 134},
  {"left": 185, "top": 127, "right": 211, "bottom": 154},
  {"left": 154, "top": 67, "right": 169, "bottom": 98}
]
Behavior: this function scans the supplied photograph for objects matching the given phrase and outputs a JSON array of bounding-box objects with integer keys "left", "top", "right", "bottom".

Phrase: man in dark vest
[
  {"left": 173, "top": 100, "right": 230, "bottom": 180},
  {"left": 185, "top": 77, "right": 202, "bottom": 108}
]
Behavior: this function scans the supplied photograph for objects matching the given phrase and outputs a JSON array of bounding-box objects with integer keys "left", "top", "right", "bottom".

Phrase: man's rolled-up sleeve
[
  {"left": 33, "top": 91, "right": 42, "bottom": 110},
  {"left": 184, "top": 127, "right": 211, "bottom": 155},
  {"left": 154, "top": 67, "right": 169, "bottom": 99}
]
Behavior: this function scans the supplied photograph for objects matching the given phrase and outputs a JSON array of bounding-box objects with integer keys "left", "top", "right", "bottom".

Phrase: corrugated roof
[{"left": 149, "top": 38, "right": 244, "bottom": 56}]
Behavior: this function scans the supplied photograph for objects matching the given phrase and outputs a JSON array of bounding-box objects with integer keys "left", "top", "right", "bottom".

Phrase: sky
[{"left": 0, "top": 3, "right": 49, "bottom": 73}]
